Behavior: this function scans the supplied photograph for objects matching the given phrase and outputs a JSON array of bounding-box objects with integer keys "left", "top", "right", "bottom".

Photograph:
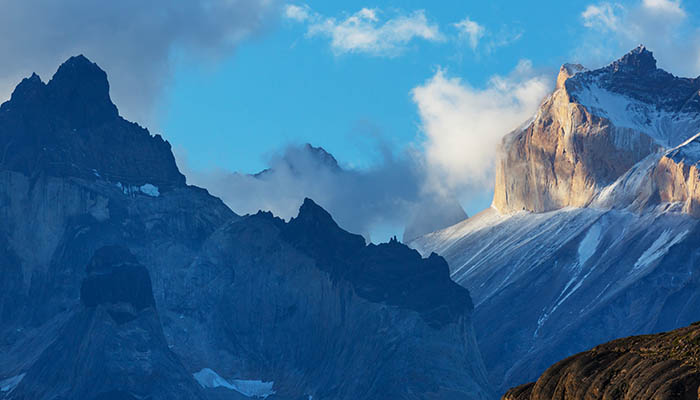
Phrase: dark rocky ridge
[
  {"left": 566, "top": 45, "right": 700, "bottom": 113},
  {"left": 503, "top": 321, "right": 700, "bottom": 400},
  {"left": 283, "top": 198, "right": 472, "bottom": 327},
  {"left": 0, "top": 55, "right": 185, "bottom": 189},
  {"left": 0, "top": 56, "right": 492, "bottom": 399}
]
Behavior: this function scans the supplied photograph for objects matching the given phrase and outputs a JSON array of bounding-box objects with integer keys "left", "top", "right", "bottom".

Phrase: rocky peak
[
  {"left": 494, "top": 46, "right": 700, "bottom": 214},
  {"left": 302, "top": 143, "right": 341, "bottom": 170},
  {"left": 45, "top": 55, "right": 118, "bottom": 128},
  {"left": 609, "top": 44, "right": 657, "bottom": 74},
  {"left": 8, "top": 73, "right": 46, "bottom": 106},
  {"left": 281, "top": 198, "right": 472, "bottom": 327},
  {"left": 0, "top": 55, "right": 186, "bottom": 188},
  {"left": 556, "top": 63, "right": 587, "bottom": 90}
]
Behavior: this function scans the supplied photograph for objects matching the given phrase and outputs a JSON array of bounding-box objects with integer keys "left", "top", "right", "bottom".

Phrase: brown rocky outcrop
[
  {"left": 493, "top": 65, "right": 658, "bottom": 213},
  {"left": 503, "top": 322, "right": 700, "bottom": 400},
  {"left": 654, "top": 136, "right": 700, "bottom": 217},
  {"left": 493, "top": 46, "right": 700, "bottom": 214}
]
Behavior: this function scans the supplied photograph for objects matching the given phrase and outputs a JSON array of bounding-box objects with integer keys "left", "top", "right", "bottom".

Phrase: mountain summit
[
  {"left": 412, "top": 46, "right": 700, "bottom": 394},
  {"left": 0, "top": 56, "right": 493, "bottom": 400},
  {"left": 0, "top": 55, "right": 185, "bottom": 189},
  {"left": 494, "top": 45, "right": 700, "bottom": 214}
]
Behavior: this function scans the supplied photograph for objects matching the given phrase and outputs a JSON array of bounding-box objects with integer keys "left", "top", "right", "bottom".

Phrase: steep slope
[
  {"left": 0, "top": 56, "right": 493, "bottom": 399},
  {"left": 411, "top": 46, "right": 700, "bottom": 395},
  {"left": 10, "top": 246, "right": 206, "bottom": 400},
  {"left": 503, "top": 321, "right": 700, "bottom": 400},
  {"left": 493, "top": 46, "right": 700, "bottom": 213}
]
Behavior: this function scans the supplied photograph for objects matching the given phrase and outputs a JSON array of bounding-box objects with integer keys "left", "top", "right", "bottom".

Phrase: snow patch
[
  {"left": 139, "top": 184, "right": 160, "bottom": 197},
  {"left": 115, "top": 182, "right": 160, "bottom": 197},
  {"left": 0, "top": 373, "right": 26, "bottom": 393},
  {"left": 572, "top": 78, "right": 700, "bottom": 148},
  {"left": 633, "top": 229, "right": 689, "bottom": 271},
  {"left": 578, "top": 223, "right": 601, "bottom": 266},
  {"left": 193, "top": 368, "right": 275, "bottom": 398}
]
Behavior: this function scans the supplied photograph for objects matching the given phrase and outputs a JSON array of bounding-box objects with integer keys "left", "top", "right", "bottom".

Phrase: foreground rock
[{"left": 503, "top": 321, "right": 700, "bottom": 400}]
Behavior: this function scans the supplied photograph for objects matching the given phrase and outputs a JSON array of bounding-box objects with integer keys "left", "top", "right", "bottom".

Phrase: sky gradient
[{"left": 2, "top": 0, "right": 700, "bottom": 241}]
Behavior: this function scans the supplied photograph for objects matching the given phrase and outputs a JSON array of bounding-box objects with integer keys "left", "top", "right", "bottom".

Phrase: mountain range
[
  {"left": 0, "top": 56, "right": 492, "bottom": 399},
  {"left": 2, "top": 45, "right": 700, "bottom": 400},
  {"left": 411, "top": 45, "right": 700, "bottom": 395}
]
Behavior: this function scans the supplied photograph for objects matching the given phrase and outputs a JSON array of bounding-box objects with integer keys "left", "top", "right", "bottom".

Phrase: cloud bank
[
  {"left": 0, "top": 0, "right": 278, "bottom": 125},
  {"left": 184, "top": 59, "right": 552, "bottom": 242},
  {"left": 183, "top": 143, "right": 467, "bottom": 243},
  {"left": 284, "top": 5, "right": 444, "bottom": 56},
  {"left": 411, "top": 61, "right": 551, "bottom": 193},
  {"left": 580, "top": 0, "right": 700, "bottom": 76}
]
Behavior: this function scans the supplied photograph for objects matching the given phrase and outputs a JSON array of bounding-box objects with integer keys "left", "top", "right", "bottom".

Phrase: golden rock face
[
  {"left": 493, "top": 73, "right": 658, "bottom": 214},
  {"left": 654, "top": 155, "right": 700, "bottom": 217}
]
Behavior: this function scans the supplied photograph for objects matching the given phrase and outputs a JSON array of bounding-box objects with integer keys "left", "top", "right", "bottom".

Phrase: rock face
[
  {"left": 0, "top": 55, "right": 185, "bottom": 189},
  {"left": 10, "top": 246, "right": 206, "bottom": 400},
  {"left": 0, "top": 56, "right": 493, "bottom": 400},
  {"left": 494, "top": 46, "right": 700, "bottom": 213},
  {"left": 654, "top": 134, "right": 700, "bottom": 217},
  {"left": 503, "top": 321, "right": 700, "bottom": 400},
  {"left": 411, "top": 46, "right": 700, "bottom": 396}
]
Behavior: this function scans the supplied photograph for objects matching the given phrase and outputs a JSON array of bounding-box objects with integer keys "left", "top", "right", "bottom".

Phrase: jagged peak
[
  {"left": 0, "top": 55, "right": 186, "bottom": 188},
  {"left": 295, "top": 197, "right": 339, "bottom": 228},
  {"left": 556, "top": 63, "right": 587, "bottom": 90},
  {"left": 46, "top": 54, "right": 118, "bottom": 125},
  {"left": 7, "top": 72, "right": 46, "bottom": 106},
  {"left": 609, "top": 44, "right": 657, "bottom": 74},
  {"left": 302, "top": 143, "right": 341, "bottom": 169}
]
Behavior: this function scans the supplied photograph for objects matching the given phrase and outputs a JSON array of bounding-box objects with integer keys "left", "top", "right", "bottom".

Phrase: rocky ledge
[{"left": 504, "top": 321, "right": 700, "bottom": 400}]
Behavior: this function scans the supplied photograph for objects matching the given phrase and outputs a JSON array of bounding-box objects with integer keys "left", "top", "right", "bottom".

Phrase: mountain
[
  {"left": 411, "top": 46, "right": 700, "bottom": 395},
  {"left": 0, "top": 56, "right": 492, "bottom": 399},
  {"left": 503, "top": 321, "right": 700, "bottom": 400},
  {"left": 10, "top": 246, "right": 206, "bottom": 400}
]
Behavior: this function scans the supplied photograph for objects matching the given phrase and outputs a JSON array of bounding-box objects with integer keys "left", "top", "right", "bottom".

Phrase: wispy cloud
[
  {"left": 454, "top": 17, "right": 485, "bottom": 51},
  {"left": 411, "top": 61, "right": 551, "bottom": 192},
  {"left": 582, "top": 3, "right": 622, "bottom": 29},
  {"left": 0, "top": 0, "right": 278, "bottom": 126},
  {"left": 180, "top": 143, "right": 467, "bottom": 243},
  {"left": 579, "top": 0, "right": 699, "bottom": 76},
  {"left": 284, "top": 4, "right": 444, "bottom": 56}
]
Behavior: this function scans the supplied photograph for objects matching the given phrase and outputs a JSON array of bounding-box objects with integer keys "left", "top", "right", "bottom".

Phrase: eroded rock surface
[
  {"left": 503, "top": 321, "right": 700, "bottom": 400},
  {"left": 0, "top": 56, "right": 493, "bottom": 400}
]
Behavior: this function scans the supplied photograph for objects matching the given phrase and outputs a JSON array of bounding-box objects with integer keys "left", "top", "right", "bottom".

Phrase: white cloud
[
  {"left": 0, "top": 0, "right": 278, "bottom": 126},
  {"left": 582, "top": 3, "right": 621, "bottom": 30},
  {"left": 284, "top": 4, "right": 444, "bottom": 56},
  {"left": 454, "top": 17, "right": 485, "bottom": 50},
  {"left": 284, "top": 4, "right": 311, "bottom": 22},
  {"left": 579, "top": 0, "right": 699, "bottom": 76},
  {"left": 641, "top": 0, "right": 685, "bottom": 17},
  {"left": 180, "top": 143, "right": 467, "bottom": 243},
  {"left": 411, "top": 61, "right": 551, "bottom": 191}
]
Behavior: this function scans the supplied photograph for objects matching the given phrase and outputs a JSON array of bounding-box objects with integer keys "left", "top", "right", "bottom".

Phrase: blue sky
[
  {"left": 160, "top": 1, "right": 589, "bottom": 175},
  {"left": 2, "top": 0, "right": 700, "bottom": 241}
]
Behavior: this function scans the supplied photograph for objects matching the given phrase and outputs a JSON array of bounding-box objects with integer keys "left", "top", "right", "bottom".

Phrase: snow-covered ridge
[
  {"left": 666, "top": 132, "right": 700, "bottom": 165},
  {"left": 569, "top": 76, "right": 700, "bottom": 148}
]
